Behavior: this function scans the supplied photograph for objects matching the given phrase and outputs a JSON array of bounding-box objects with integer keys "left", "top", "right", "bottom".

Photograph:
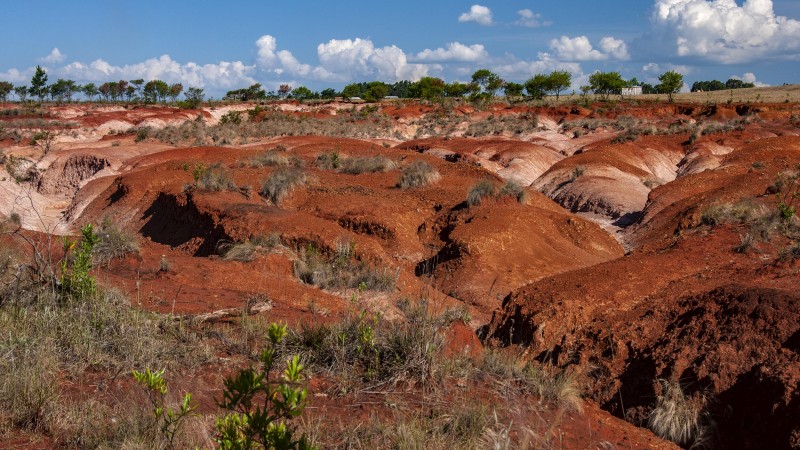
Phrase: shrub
[
  {"left": 772, "top": 166, "right": 800, "bottom": 219},
  {"left": 197, "top": 163, "right": 238, "bottom": 192},
  {"left": 338, "top": 156, "right": 398, "bottom": 174},
  {"left": 467, "top": 180, "right": 497, "bottom": 206},
  {"left": 215, "top": 323, "right": 315, "bottom": 449},
  {"left": 314, "top": 152, "right": 340, "bottom": 170},
  {"left": 219, "top": 110, "right": 243, "bottom": 125},
  {"left": 249, "top": 146, "right": 292, "bottom": 168},
  {"left": 281, "top": 301, "right": 447, "bottom": 386},
  {"left": 135, "top": 127, "right": 151, "bottom": 142},
  {"left": 217, "top": 234, "right": 283, "bottom": 262},
  {"left": 397, "top": 161, "right": 441, "bottom": 188},
  {"left": 260, "top": 169, "right": 308, "bottom": 205},
  {"left": 498, "top": 181, "right": 528, "bottom": 204},
  {"left": 701, "top": 201, "right": 769, "bottom": 226},
  {"left": 648, "top": 380, "right": 711, "bottom": 448},
  {"left": 293, "top": 240, "right": 397, "bottom": 292},
  {"left": 93, "top": 218, "right": 139, "bottom": 264}
]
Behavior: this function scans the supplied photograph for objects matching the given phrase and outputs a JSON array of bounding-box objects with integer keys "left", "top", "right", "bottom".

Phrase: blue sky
[{"left": 2, "top": 0, "right": 799, "bottom": 97}]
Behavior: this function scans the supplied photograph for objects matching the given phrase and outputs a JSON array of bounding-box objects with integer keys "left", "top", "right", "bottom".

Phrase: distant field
[{"left": 548, "top": 84, "right": 800, "bottom": 105}]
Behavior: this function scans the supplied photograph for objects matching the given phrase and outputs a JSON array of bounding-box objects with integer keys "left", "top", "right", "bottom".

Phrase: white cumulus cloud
[
  {"left": 731, "top": 72, "right": 770, "bottom": 87},
  {"left": 653, "top": 0, "right": 800, "bottom": 63},
  {"left": 515, "top": 9, "right": 549, "bottom": 27},
  {"left": 550, "top": 36, "right": 629, "bottom": 61},
  {"left": 458, "top": 5, "right": 493, "bottom": 26},
  {"left": 316, "top": 38, "right": 428, "bottom": 82},
  {"left": 41, "top": 48, "right": 66, "bottom": 65},
  {"left": 414, "top": 42, "right": 489, "bottom": 62},
  {"left": 598, "top": 37, "right": 630, "bottom": 60}
]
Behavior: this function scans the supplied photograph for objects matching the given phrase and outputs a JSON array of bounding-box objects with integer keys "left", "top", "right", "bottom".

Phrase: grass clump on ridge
[
  {"left": 397, "top": 160, "right": 441, "bottom": 188},
  {"left": 467, "top": 180, "right": 527, "bottom": 206},
  {"left": 260, "top": 168, "right": 308, "bottom": 204},
  {"left": 293, "top": 239, "right": 398, "bottom": 292}
]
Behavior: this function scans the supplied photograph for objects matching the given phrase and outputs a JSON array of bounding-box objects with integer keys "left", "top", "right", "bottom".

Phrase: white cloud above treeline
[
  {"left": 653, "top": 0, "right": 800, "bottom": 63},
  {"left": 550, "top": 36, "right": 630, "bottom": 61}
]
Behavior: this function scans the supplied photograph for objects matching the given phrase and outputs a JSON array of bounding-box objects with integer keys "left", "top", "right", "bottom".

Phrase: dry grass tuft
[{"left": 397, "top": 160, "right": 441, "bottom": 188}]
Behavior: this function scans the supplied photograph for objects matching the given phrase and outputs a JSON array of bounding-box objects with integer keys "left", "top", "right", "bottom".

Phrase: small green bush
[
  {"left": 314, "top": 152, "right": 340, "bottom": 170},
  {"left": 260, "top": 169, "right": 307, "bottom": 204},
  {"left": 219, "top": 110, "right": 243, "bottom": 125},
  {"left": 397, "top": 161, "right": 441, "bottom": 188},
  {"left": 215, "top": 323, "right": 315, "bottom": 450}
]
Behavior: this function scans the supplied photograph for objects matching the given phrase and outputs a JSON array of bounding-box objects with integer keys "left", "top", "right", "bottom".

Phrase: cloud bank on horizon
[{"left": 1, "top": 0, "right": 798, "bottom": 97}]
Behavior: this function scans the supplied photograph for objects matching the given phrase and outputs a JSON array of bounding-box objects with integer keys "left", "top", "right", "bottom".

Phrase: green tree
[
  {"left": 363, "top": 81, "right": 389, "bottom": 102},
  {"left": 410, "top": 77, "right": 446, "bottom": 100},
  {"left": 29, "top": 65, "right": 49, "bottom": 102},
  {"left": 49, "top": 78, "right": 80, "bottom": 104},
  {"left": 471, "top": 69, "right": 503, "bottom": 98},
  {"left": 14, "top": 85, "right": 28, "bottom": 102},
  {"left": 444, "top": 81, "right": 471, "bottom": 98},
  {"left": 546, "top": 71, "right": 572, "bottom": 100},
  {"left": 656, "top": 70, "right": 684, "bottom": 102},
  {"left": 319, "top": 88, "right": 337, "bottom": 99},
  {"left": 184, "top": 87, "right": 204, "bottom": 108},
  {"left": 98, "top": 82, "right": 111, "bottom": 101},
  {"left": 82, "top": 83, "right": 98, "bottom": 102},
  {"left": 503, "top": 82, "right": 524, "bottom": 98},
  {"left": 168, "top": 83, "right": 183, "bottom": 103},
  {"left": 524, "top": 74, "right": 549, "bottom": 100},
  {"left": 588, "top": 71, "right": 625, "bottom": 101},
  {"left": 144, "top": 80, "right": 170, "bottom": 103},
  {"left": 278, "top": 84, "right": 292, "bottom": 99},
  {"left": 290, "top": 86, "right": 313, "bottom": 101},
  {"left": 0, "top": 81, "right": 12, "bottom": 103},
  {"left": 130, "top": 78, "right": 145, "bottom": 101},
  {"left": 342, "top": 83, "right": 363, "bottom": 99}
]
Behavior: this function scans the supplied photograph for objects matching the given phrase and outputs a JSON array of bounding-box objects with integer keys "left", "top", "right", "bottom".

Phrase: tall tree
[
  {"left": 588, "top": 71, "right": 625, "bottom": 101},
  {"left": 657, "top": 71, "right": 684, "bottom": 103},
  {"left": 471, "top": 69, "right": 503, "bottom": 98},
  {"left": 290, "top": 86, "right": 313, "bottom": 101},
  {"left": 363, "top": 81, "right": 389, "bottom": 102},
  {"left": 98, "top": 82, "right": 112, "bottom": 101},
  {"left": 444, "top": 81, "right": 471, "bottom": 98},
  {"left": 29, "top": 65, "right": 49, "bottom": 102},
  {"left": 546, "top": 71, "right": 572, "bottom": 100},
  {"left": 0, "top": 81, "right": 12, "bottom": 103},
  {"left": 130, "top": 79, "right": 145, "bottom": 101},
  {"left": 144, "top": 80, "right": 170, "bottom": 103},
  {"left": 82, "top": 83, "right": 99, "bottom": 102},
  {"left": 14, "top": 85, "right": 28, "bottom": 102},
  {"left": 168, "top": 83, "right": 183, "bottom": 103},
  {"left": 411, "top": 77, "right": 446, "bottom": 100},
  {"left": 184, "top": 87, "right": 204, "bottom": 108},
  {"left": 503, "top": 82, "right": 524, "bottom": 98},
  {"left": 524, "top": 74, "right": 549, "bottom": 99},
  {"left": 278, "top": 84, "right": 292, "bottom": 99}
]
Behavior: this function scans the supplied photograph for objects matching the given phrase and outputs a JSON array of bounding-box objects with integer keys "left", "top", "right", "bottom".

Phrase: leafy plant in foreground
[
  {"left": 216, "top": 323, "right": 315, "bottom": 450},
  {"left": 133, "top": 368, "right": 196, "bottom": 449}
]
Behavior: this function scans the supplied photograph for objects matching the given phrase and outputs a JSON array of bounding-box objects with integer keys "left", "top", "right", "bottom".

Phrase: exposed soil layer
[{"left": 4, "top": 99, "right": 800, "bottom": 448}]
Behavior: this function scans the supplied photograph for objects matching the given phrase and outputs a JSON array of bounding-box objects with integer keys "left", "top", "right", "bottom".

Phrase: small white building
[{"left": 622, "top": 86, "right": 643, "bottom": 96}]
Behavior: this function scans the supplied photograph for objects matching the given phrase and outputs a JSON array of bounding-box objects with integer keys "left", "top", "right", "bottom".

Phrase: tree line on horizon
[{"left": 0, "top": 65, "right": 761, "bottom": 107}]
